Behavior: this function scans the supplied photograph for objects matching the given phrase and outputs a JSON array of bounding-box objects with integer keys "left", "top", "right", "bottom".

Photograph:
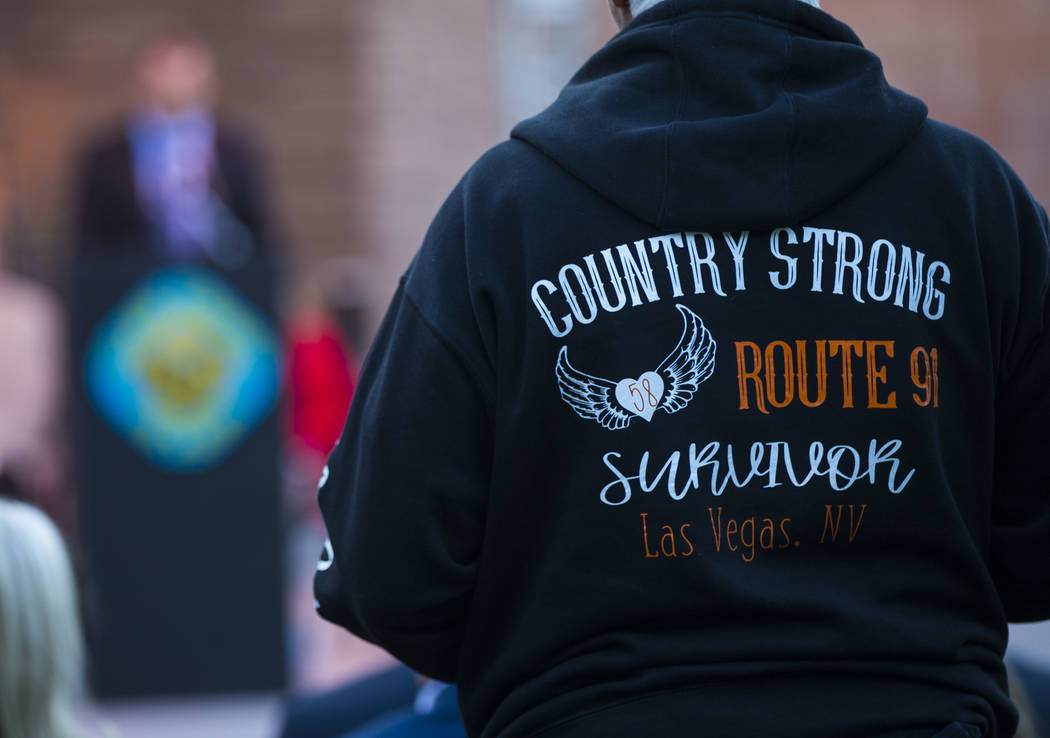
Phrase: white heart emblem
[{"left": 615, "top": 372, "right": 665, "bottom": 422}]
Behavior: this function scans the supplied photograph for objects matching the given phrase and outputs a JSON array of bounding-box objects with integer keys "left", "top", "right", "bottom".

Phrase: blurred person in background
[
  {"left": 64, "top": 28, "right": 288, "bottom": 703},
  {"left": 314, "top": 0, "right": 1050, "bottom": 737},
  {"left": 282, "top": 273, "right": 361, "bottom": 695},
  {"left": 73, "top": 29, "right": 272, "bottom": 266},
  {"left": 284, "top": 273, "right": 358, "bottom": 522},
  {"left": 0, "top": 498, "right": 85, "bottom": 738},
  {"left": 0, "top": 173, "right": 67, "bottom": 532}
]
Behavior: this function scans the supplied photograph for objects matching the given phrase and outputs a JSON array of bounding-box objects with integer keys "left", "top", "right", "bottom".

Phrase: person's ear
[{"left": 607, "top": 0, "right": 633, "bottom": 29}]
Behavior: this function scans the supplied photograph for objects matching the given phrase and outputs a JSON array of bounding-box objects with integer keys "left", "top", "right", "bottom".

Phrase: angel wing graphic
[{"left": 555, "top": 304, "right": 716, "bottom": 430}]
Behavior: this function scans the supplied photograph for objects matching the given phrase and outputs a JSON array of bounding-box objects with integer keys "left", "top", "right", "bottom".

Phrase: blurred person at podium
[
  {"left": 0, "top": 175, "right": 67, "bottom": 533},
  {"left": 73, "top": 29, "right": 273, "bottom": 267}
]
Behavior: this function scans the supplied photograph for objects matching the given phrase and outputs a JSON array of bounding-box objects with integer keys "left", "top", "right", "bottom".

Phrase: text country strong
[{"left": 531, "top": 228, "right": 952, "bottom": 338}]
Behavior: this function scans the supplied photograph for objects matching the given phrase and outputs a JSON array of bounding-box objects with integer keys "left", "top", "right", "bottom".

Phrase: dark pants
[
  {"left": 344, "top": 684, "right": 466, "bottom": 738},
  {"left": 280, "top": 665, "right": 418, "bottom": 738}
]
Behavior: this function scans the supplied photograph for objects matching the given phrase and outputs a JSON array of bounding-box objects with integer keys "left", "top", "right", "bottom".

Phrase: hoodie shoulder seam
[{"left": 401, "top": 286, "right": 496, "bottom": 415}]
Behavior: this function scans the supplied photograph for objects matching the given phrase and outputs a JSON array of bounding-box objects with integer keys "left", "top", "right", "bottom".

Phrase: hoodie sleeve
[
  {"left": 989, "top": 203, "right": 1050, "bottom": 623},
  {"left": 313, "top": 183, "right": 493, "bottom": 682}
]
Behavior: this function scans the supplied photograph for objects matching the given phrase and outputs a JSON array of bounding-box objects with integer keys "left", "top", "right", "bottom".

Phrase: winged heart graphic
[{"left": 555, "top": 304, "right": 716, "bottom": 430}]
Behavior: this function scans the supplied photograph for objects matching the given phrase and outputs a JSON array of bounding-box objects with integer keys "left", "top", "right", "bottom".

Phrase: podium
[{"left": 71, "top": 253, "right": 286, "bottom": 698}]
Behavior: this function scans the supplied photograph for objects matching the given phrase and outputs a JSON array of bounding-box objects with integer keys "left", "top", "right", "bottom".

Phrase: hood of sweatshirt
[{"left": 511, "top": 0, "right": 928, "bottom": 232}]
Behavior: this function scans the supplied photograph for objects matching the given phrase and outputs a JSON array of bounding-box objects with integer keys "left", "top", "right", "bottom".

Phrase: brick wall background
[
  {"left": 0, "top": 0, "right": 1047, "bottom": 347},
  {"left": 842, "top": 0, "right": 1050, "bottom": 200},
  {"left": 0, "top": 0, "right": 355, "bottom": 286}
]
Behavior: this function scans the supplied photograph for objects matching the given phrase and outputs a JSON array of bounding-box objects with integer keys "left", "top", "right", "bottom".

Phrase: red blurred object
[{"left": 286, "top": 311, "right": 356, "bottom": 457}]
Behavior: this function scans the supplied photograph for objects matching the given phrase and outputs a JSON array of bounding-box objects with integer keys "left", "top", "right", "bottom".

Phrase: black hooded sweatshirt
[{"left": 315, "top": 1, "right": 1050, "bottom": 736}]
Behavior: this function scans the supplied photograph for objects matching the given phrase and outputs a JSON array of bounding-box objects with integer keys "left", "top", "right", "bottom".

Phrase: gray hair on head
[
  {"left": 629, "top": 0, "right": 819, "bottom": 14},
  {"left": 0, "top": 499, "right": 84, "bottom": 738}
]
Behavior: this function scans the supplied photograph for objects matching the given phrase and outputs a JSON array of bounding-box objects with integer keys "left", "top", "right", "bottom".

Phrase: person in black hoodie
[{"left": 314, "top": 1, "right": 1050, "bottom": 736}]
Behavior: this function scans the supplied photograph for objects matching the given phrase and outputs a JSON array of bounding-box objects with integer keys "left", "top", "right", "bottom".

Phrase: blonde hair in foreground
[{"left": 0, "top": 499, "right": 84, "bottom": 738}]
